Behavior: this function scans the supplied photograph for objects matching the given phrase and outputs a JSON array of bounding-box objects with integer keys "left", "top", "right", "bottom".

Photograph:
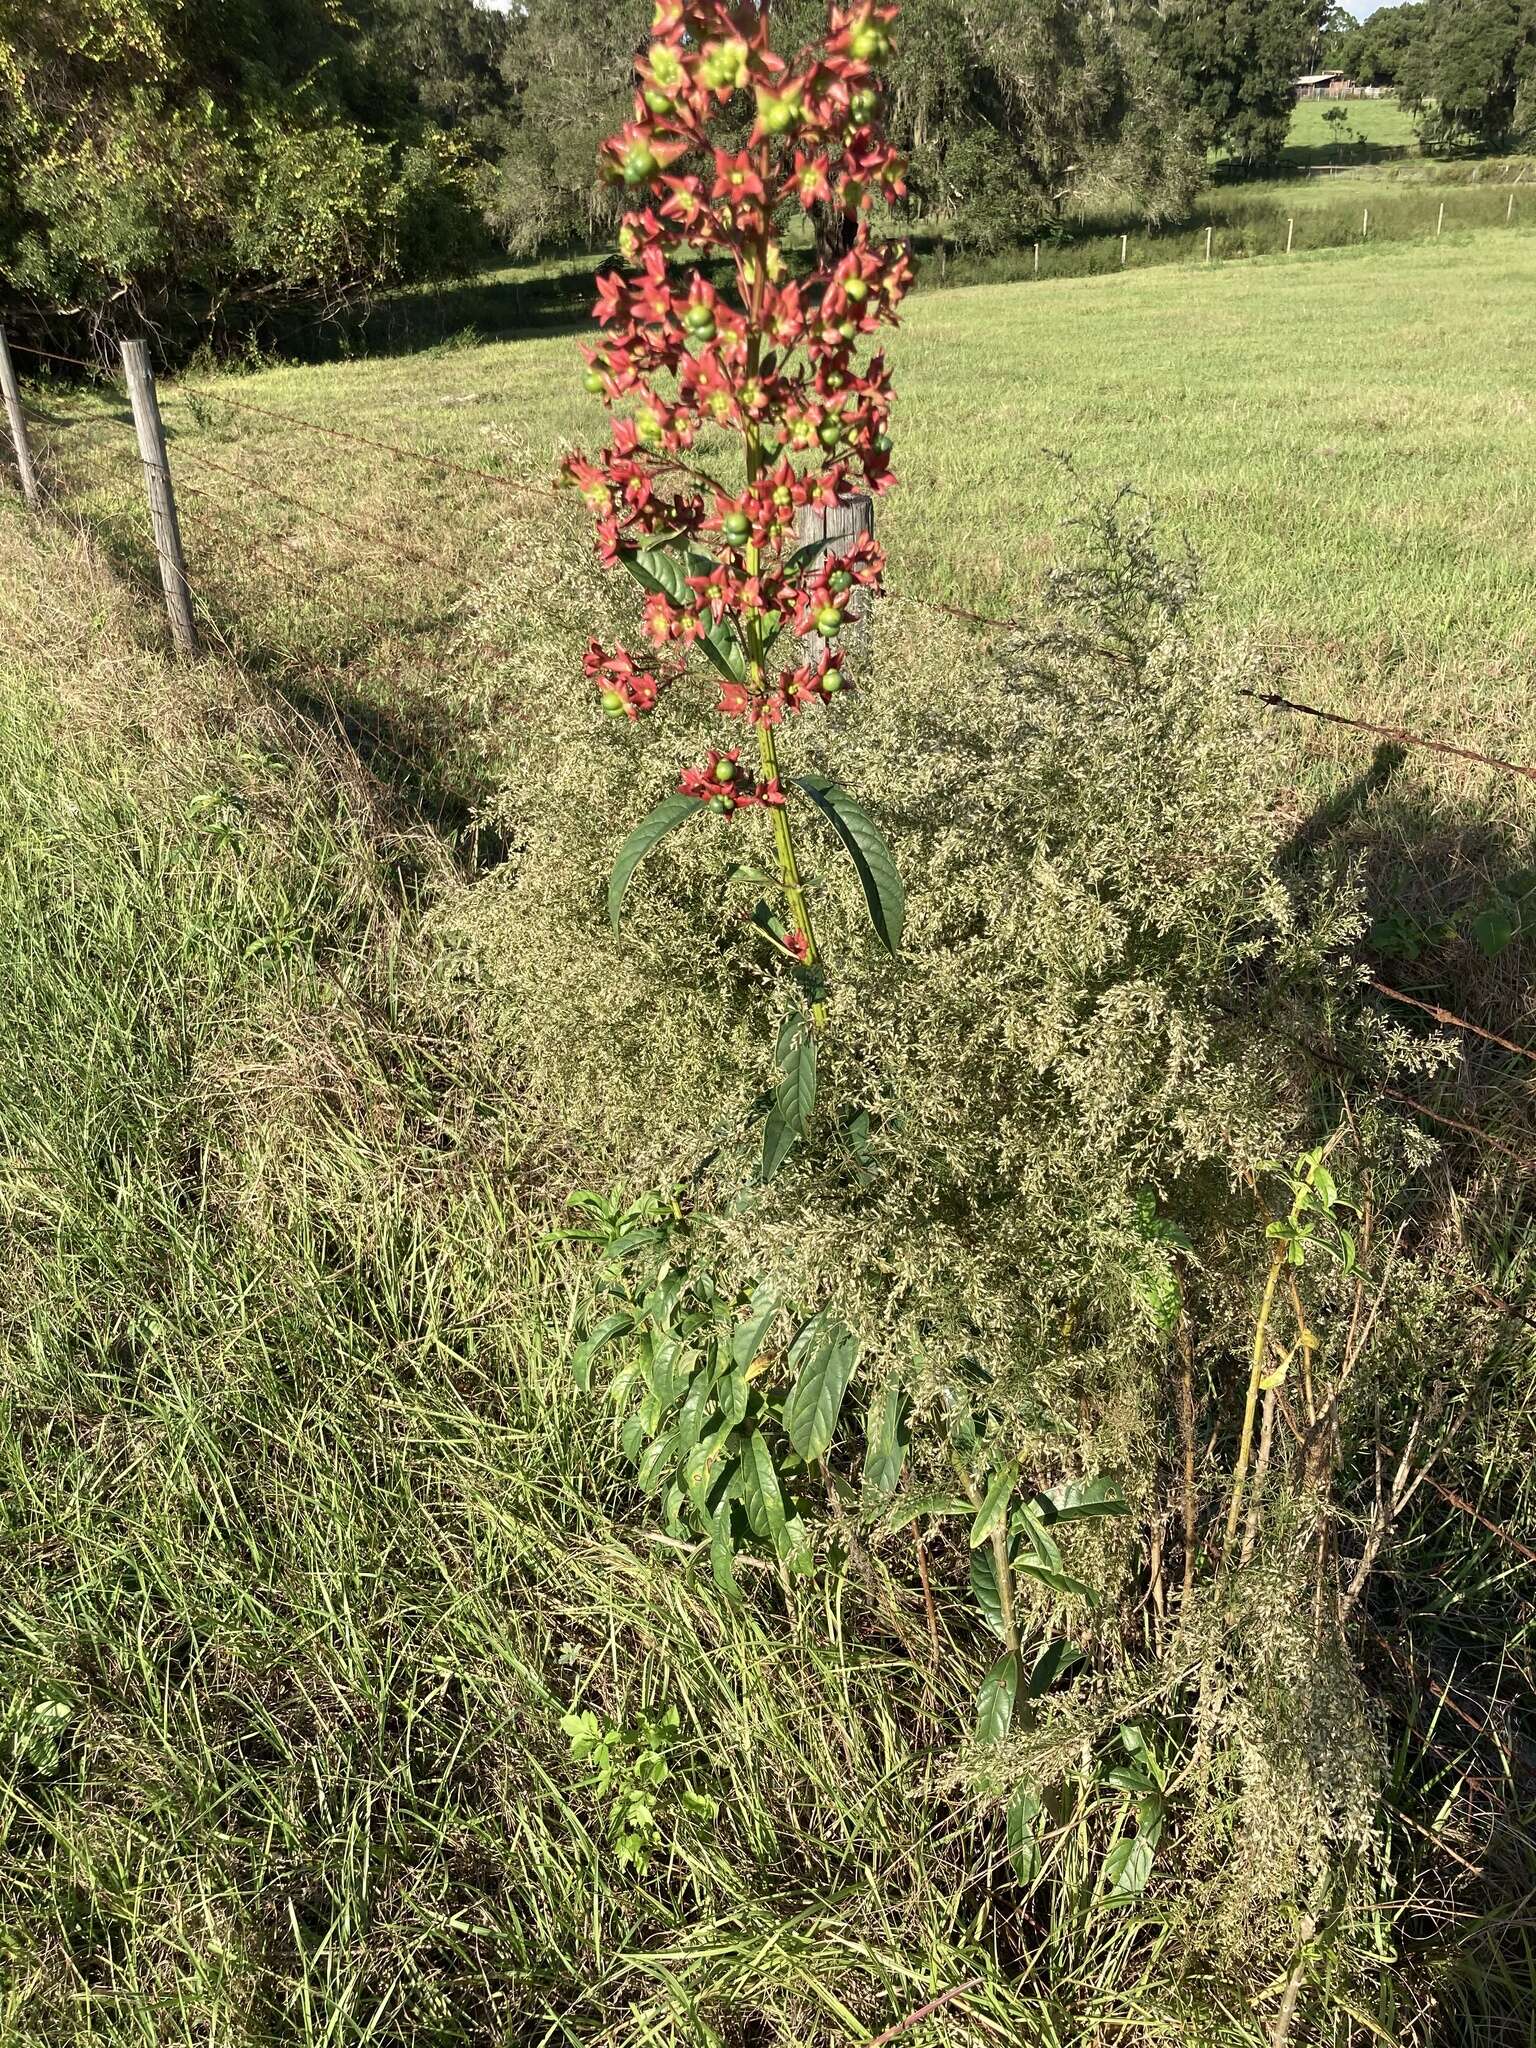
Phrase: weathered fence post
[
  {"left": 1120, "top": 234, "right": 1127, "bottom": 267},
  {"left": 1204, "top": 226, "right": 1212, "bottom": 263},
  {"left": 1362, "top": 207, "right": 1370, "bottom": 239},
  {"left": 1033, "top": 241, "right": 1040, "bottom": 278},
  {"left": 794, "top": 494, "right": 875, "bottom": 652},
  {"left": 1508, "top": 191, "right": 1515, "bottom": 223},
  {"left": 0, "top": 328, "right": 41, "bottom": 509},
  {"left": 1437, "top": 202, "right": 1444, "bottom": 237},
  {"left": 1286, "top": 217, "right": 1294, "bottom": 255},
  {"left": 121, "top": 338, "right": 197, "bottom": 657}
]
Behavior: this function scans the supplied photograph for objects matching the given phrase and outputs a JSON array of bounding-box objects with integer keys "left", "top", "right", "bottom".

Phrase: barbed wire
[
  {"left": 1240, "top": 686, "right": 1536, "bottom": 788},
  {"left": 1369, "top": 978, "right": 1536, "bottom": 1067},
  {"left": 177, "top": 446, "right": 508, "bottom": 593},
  {"left": 183, "top": 386, "right": 558, "bottom": 503}
]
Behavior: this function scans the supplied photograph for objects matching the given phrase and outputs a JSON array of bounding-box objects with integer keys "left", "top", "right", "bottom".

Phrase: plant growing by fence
[{"left": 561, "top": 0, "right": 911, "bottom": 1173}]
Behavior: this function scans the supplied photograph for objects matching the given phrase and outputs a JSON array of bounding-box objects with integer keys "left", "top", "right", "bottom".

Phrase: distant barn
[{"left": 1294, "top": 71, "right": 1352, "bottom": 100}]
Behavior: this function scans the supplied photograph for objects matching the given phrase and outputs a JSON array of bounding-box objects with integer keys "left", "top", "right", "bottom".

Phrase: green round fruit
[
  {"left": 722, "top": 512, "right": 751, "bottom": 543},
  {"left": 850, "top": 26, "right": 883, "bottom": 61},
  {"left": 816, "top": 604, "right": 843, "bottom": 635},
  {"left": 838, "top": 320, "right": 857, "bottom": 340},
  {"left": 708, "top": 793, "right": 735, "bottom": 814},
  {"left": 829, "top": 569, "right": 853, "bottom": 593},
  {"left": 818, "top": 421, "right": 842, "bottom": 448},
  {"left": 583, "top": 370, "right": 605, "bottom": 393},
  {"left": 843, "top": 277, "right": 869, "bottom": 304},
  {"left": 712, "top": 759, "right": 738, "bottom": 784},
  {"left": 622, "top": 142, "right": 658, "bottom": 185},
  {"left": 822, "top": 668, "right": 844, "bottom": 693},
  {"left": 851, "top": 87, "right": 879, "bottom": 119},
  {"left": 643, "top": 89, "right": 673, "bottom": 114},
  {"left": 601, "top": 691, "right": 626, "bottom": 716}
]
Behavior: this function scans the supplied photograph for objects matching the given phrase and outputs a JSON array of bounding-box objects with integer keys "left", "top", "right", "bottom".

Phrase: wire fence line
[{"left": 3, "top": 322, "right": 1534, "bottom": 1178}]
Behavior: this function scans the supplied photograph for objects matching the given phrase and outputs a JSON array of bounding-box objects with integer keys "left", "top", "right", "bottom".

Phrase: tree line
[
  {"left": 1323, "top": 0, "right": 1535, "bottom": 151},
  {"left": 1, "top": 0, "right": 1531, "bottom": 338}
]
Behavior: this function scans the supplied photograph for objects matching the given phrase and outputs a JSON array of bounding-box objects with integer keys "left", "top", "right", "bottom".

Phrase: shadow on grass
[{"left": 81, "top": 506, "right": 511, "bottom": 870}]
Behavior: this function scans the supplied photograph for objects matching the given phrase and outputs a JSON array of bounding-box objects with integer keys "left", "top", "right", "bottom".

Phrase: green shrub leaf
[
  {"left": 975, "top": 1651, "right": 1019, "bottom": 1744},
  {"left": 969, "top": 1460, "right": 1018, "bottom": 1548},
  {"left": 1037, "top": 1476, "right": 1128, "bottom": 1523},
  {"left": 793, "top": 775, "right": 904, "bottom": 953},
  {"left": 862, "top": 1381, "right": 909, "bottom": 1497},
  {"left": 761, "top": 1014, "right": 817, "bottom": 1181},
  {"left": 783, "top": 1321, "right": 858, "bottom": 1462},
  {"left": 607, "top": 793, "right": 702, "bottom": 931},
  {"left": 571, "top": 1312, "right": 633, "bottom": 1392}
]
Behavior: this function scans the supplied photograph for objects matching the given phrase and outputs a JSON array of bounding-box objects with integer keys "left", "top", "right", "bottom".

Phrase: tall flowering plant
[{"left": 563, "top": 0, "right": 911, "bottom": 1177}]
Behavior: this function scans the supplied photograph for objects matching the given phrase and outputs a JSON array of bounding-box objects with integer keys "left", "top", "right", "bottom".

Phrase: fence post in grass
[
  {"left": 121, "top": 338, "right": 197, "bottom": 658},
  {"left": 1120, "top": 234, "right": 1127, "bottom": 267},
  {"left": 1362, "top": 207, "right": 1369, "bottom": 239},
  {"left": 1033, "top": 241, "right": 1040, "bottom": 278},
  {"left": 1508, "top": 191, "right": 1515, "bottom": 222},
  {"left": 1286, "top": 217, "right": 1294, "bottom": 254},
  {"left": 794, "top": 493, "right": 874, "bottom": 653},
  {"left": 1437, "top": 201, "right": 1444, "bottom": 237},
  {"left": 0, "top": 327, "right": 40, "bottom": 509},
  {"left": 1205, "top": 226, "right": 1212, "bottom": 263}
]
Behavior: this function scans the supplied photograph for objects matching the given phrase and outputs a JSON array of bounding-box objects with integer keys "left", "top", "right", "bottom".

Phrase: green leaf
[
  {"left": 1037, "top": 1476, "right": 1128, "bottom": 1523},
  {"left": 675, "top": 1371, "right": 714, "bottom": 1456},
  {"left": 1102, "top": 1828, "right": 1156, "bottom": 1901},
  {"left": 607, "top": 794, "right": 701, "bottom": 931},
  {"left": 793, "top": 775, "right": 905, "bottom": 954},
  {"left": 1471, "top": 904, "right": 1517, "bottom": 958},
  {"left": 969, "top": 1461, "right": 1018, "bottom": 1549},
  {"left": 970, "top": 1544, "right": 1006, "bottom": 1640},
  {"left": 730, "top": 1284, "right": 780, "bottom": 1370},
  {"left": 571, "top": 1312, "right": 633, "bottom": 1392},
  {"left": 1014, "top": 1500, "right": 1063, "bottom": 1573},
  {"left": 862, "top": 1382, "right": 909, "bottom": 1498},
  {"left": 1006, "top": 1786, "right": 1044, "bottom": 1883},
  {"left": 1015, "top": 1560, "right": 1095, "bottom": 1602},
  {"left": 783, "top": 1322, "right": 858, "bottom": 1462},
  {"left": 975, "top": 1652, "right": 1019, "bottom": 1745},
  {"left": 738, "top": 1430, "right": 788, "bottom": 1545},
  {"left": 761, "top": 1014, "right": 817, "bottom": 1182},
  {"left": 1024, "top": 1639, "right": 1081, "bottom": 1698},
  {"left": 874, "top": 1489, "right": 973, "bottom": 1533}
]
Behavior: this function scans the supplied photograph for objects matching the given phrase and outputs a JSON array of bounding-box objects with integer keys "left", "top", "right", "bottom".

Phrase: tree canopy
[
  {"left": 1398, "top": 0, "right": 1536, "bottom": 147},
  {"left": 1154, "top": 0, "right": 1329, "bottom": 164}
]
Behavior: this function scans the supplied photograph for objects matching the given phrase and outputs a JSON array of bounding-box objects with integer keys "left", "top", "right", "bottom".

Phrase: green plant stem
[
  {"left": 740, "top": 181, "right": 828, "bottom": 1032},
  {"left": 1223, "top": 1246, "right": 1285, "bottom": 1560},
  {"left": 954, "top": 1457, "right": 1021, "bottom": 1659}
]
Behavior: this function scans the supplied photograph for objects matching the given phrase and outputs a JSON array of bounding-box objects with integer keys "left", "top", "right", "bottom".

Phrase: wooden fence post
[
  {"left": 1508, "top": 191, "right": 1515, "bottom": 222},
  {"left": 1362, "top": 207, "right": 1369, "bottom": 239},
  {"left": 1204, "top": 226, "right": 1212, "bottom": 263},
  {"left": 0, "top": 328, "right": 41, "bottom": 509},
  {"left": 1437, "top": 202, "right": 1444, "bottom": 237},
  {"left": 1120, "top": 234, "right": 1127, "bottom": 267},
  {"left": 793, "top": 494, "right": 875, "bottom": 652},
  {"left": 121, "top": 338, "right": 197, "bottom": 657},
  {"left": 1286, "top": 217, "right": 1294, "bottom": 254},
  {"left": 1033, "top": 241, "right": 1039, "bottom": 278}
]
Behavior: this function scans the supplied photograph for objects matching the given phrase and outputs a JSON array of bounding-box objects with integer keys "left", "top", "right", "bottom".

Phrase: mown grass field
[{"left": 5, "top": 210, "right": 1536, "bottom": 2045}]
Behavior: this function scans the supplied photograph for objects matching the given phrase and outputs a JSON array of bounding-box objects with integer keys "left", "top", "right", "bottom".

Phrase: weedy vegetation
[{"left": 2, "top": 43, "right": 1535, "bottom": 2048}]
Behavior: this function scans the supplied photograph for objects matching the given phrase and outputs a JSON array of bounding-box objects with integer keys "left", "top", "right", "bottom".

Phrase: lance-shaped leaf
[
  {"left": 862, "top": 1381, "right": 909, "bottom": 1498},
  {"left": 969, "top": 1461, "right": 1018, "bottom": 1549},
  {"left": 607, "top": 793, "right": 701, "bottom": 931},
  {"left": 793, "top": 775, "right": 904, "bottom": 953},
  {"left": 761, "top": 1012, "right": 817, "bottom": 1181},
  {"left": 570, "top": 1312, "right": 633, "bottom": 1392},
  {"left": 783, "top": 1320, "right": 858, "bottom": 1463},
  {"left": 975, "top": 1651, "right": 1019, "bottom": 1745},
  {"left": 623, "top": 544, "right": 746, "bottom": 685}
]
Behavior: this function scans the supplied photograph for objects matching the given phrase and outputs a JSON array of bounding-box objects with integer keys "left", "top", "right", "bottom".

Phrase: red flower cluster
[
  {"left": 583, "top": 639, "right": 671, "bottom": 719},
  {"left": 678, "top": 749, "right": 786, "bottom": 815},
  {"left": 564, "top": 1, "right": 909, "bottom": 758}
]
